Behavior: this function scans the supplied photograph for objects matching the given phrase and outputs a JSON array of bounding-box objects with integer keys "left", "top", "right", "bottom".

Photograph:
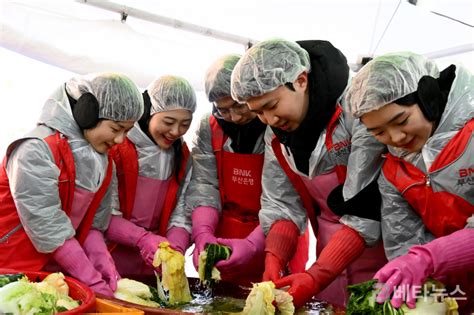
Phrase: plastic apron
[
  {"left": 0, "top": 132, "right": 112, "bottom": 270},
  {"left": 275, "top": 106, "right": 387, "bottom": 306},
  {"left": 383, "top": 119, "right": 474, "bottom": 310}
]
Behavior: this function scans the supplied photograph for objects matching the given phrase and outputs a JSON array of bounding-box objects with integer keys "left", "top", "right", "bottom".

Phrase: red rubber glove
[
  {"left": 274, "top": 226, "right": 365, "bottom": 308},
  {"left": 262, "top": 220, "right": 299, "bottom": 282}
]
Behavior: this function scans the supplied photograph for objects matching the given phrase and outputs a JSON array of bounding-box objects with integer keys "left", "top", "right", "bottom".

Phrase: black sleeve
[{"left": 327, "top": 179, "right": 382, "bottom": 221}]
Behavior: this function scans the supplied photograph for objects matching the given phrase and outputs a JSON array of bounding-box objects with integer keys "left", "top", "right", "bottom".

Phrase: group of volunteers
[{"left": 0, "top": 37, "right": 472, "bottom": 312}]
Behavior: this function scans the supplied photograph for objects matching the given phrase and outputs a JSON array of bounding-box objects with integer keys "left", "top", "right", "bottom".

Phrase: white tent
[
  {"left": 1, "top": 0, "right": 473, "bottom": 88},
  {"left": 1, "top": 0, "right": 472, "bottom": 152},
  {"left": 0, "top": 0, "right": 473, "bottom": 166}
]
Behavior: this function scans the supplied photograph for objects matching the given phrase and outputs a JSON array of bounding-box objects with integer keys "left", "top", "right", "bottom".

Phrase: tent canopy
[{"left": 1, "top": 0, "right": 473, "bottom": 90}]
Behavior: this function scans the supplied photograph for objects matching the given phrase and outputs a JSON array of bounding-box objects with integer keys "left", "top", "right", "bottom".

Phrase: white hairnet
[
  {"left": 66, "top": 72, "right": 144, "bottom": 121},
  {"left": 147, "top": 75, "right": 197, "bottom": 115},
  {"left": 205, "top": 54, "right": 241, "bottom": 102},
  {"left": 231, "top": 39, "right": 311, "bottom": 102},
  {"left": 347, "top": 52, "right": 439, "bottom": 118}
]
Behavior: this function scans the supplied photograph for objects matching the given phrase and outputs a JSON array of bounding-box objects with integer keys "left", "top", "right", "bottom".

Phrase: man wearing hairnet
[
  {"left": 0, "top": 73, "right": 144, "bottom": 296},
  {"left": 107, "top": 75, "right": 196, "bottom": 277},
  {"left": 231, "top": 39, "right": 388, "bottom": 307},
  {"left": 347, "top": 52, "right": 474, "bottom": 311},
  {"left": 186, "top": 54, "right": 301, "bottom": 286}
]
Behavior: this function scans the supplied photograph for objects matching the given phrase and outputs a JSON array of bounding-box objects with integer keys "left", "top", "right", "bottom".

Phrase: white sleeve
[
  {"left": 259, "top": 128, "right": 308, "bottom": 235},
  {"left": 6, "top": 139, "right": 74, "bottom": 253}
]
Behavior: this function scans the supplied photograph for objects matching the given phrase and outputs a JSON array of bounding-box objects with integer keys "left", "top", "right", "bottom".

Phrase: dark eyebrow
[
  {"left": 116, "top": 122, "right": 130, "bottom": 129},
  {"left": 249, "top": 100, "right": 273, "bottom": 113},
  {"left": 115, "top": 122, "right": 134, "bottom": 132},
  {"left": 163, "top": 116, "right": 177, "bottom": 121},
  {"left": 366, "top": 111, "right": 405, "bottom": 132}
]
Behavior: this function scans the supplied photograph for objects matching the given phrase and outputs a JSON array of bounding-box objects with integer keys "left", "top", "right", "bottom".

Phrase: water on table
[{"left": 166, "top": 280, "right": 337, "bottom": 314}]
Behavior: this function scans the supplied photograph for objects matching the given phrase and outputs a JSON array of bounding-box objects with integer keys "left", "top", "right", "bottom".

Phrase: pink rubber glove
[
  {"left": 53, "top": 237, "right": 114, "bottom": 296},
  {"left": 191, "top": 206, "right": 219, "bottom": 269},
  {"left": 167, "top": 227, "right": 191, "bottom": 255},
  {"left": 215, "top": 225, "right": 265, "bottom": 278},
  {"left": 83, "top": 229, "right": 120, "bottom": 291},
  {"left": 106, "top": 215, "right": 167, "bottom": 267},
  {"left": 375, "top": 228, "right": 474, "bottom": 309},
  {"left": 262, "top": 220, "right": 299, "bottom": 282}
]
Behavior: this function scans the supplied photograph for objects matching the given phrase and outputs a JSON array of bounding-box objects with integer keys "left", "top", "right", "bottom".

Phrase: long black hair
[{"left": 140, "top": 90, "right": 183, "bottom": 182}]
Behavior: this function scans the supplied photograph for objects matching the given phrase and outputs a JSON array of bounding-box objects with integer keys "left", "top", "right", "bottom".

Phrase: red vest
[
  {"left": 110, "top": 137, "right": 190, "bottom": 236},
  {"left": 382, "top": 119, "right": 474, "bottom": 238},
  {"left": 0, "top": 132, "right": 112, "bottom": 270},
  {"left": 209, "top": 116, "right": 265, "bottom": 239}
]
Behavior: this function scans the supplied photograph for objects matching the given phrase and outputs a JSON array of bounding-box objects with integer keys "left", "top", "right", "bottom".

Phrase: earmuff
[
  {"left": 72, "top": 92, "right": 100, "bottom": 129},
  {"left": 67, "top": 89, "right": 100, "bottom": 130}
]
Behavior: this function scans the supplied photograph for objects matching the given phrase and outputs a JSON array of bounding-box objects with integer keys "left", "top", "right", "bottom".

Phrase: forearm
[{"left": 307, "top": 226, "right": 365, "bottom": 289}]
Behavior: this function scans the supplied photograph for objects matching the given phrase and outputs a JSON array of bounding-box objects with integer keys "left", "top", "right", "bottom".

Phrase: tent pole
[
  {"left": 424, "top": 43, "right": 474, "bottom": 59},
  {"left": 76, "top": 0, "right": 256, "bottom": 48}
]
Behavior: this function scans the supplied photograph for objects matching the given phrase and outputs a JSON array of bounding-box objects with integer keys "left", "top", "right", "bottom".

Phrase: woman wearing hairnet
[
  {"left": 347, "top": 52, "right": 474, "bottom": 311},
  {"left": 106, "top": 75, "right": 195, "bottom": 277},
  {"left": 231, "top": 39, "right": 388, "bottom": 307},
  {"left": 0, "top": 73, "right": 144, "bottom": 296},
  {"left": 186, "top": 55, "right": 308, "bottom": 285}
]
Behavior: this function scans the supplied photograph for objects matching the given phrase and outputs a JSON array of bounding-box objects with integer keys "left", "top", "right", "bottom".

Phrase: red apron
[
  {"left": 273, "top": 105, "right": 387, "bottom": 306},
  {"left": 0, "top": 132, "right": 112, "bottom": 270},
  {"left": 209, "top": 116, "right": 268, "bottom": 284},
  {"left": 382, "top": 119, "right": 474, "bottom": 238},
  {"left": 210, "top": 116, "right": 263, "bottom": 238}
]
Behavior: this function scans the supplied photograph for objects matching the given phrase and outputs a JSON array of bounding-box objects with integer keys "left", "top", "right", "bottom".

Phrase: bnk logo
[
  {"left": 457, "top": 167, "right": 474, "bottom": 187},
  {"left": 459, "top": 168, "right": 474, "bottom": 177}
]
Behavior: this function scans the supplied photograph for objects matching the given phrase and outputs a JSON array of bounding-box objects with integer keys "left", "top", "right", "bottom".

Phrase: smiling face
[
  {"left": 84, "top": 119, "right": 135, "bottom": 154},
  {"left": 214, "top": 96, "right": 256, "bottom": 125},
  {"left": 361, "top": 102, "right": 434, "bottom": 153},
  {"left": 148, "top": 109, "right": 193, "bottom": 149},
  {"left": 245, "top": 72, "right": 309, "bottom": 132}
]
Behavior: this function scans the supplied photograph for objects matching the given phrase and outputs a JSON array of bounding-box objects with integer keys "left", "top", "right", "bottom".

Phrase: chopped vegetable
[
  {"left": 402, "top": 295, "right": 459, "bottom": 315},
  {"left": 114, "top": 278, "right": 164, "bottom": 307},
  {"left": 116, "top": 278, "right": 153, "bottom": 299},
  {"left": 0, "top": 274, "right": 25, "bottom": 288},
  {"left": 0, "top": 272, "right": 80, "bottom": 314},
  {"left": 0, "top": 279, "right": 57, "bottom": 314},
  {"left": 153, "top": 241, "right": 192, "bottom": 304},
  {"left": 241, "top": 281, "right": 294, "bottom": 315},
  {"left": 41, "top": 272, "right": 69, "bottom": 296},
  {"left": 346, "top": 279, "right": 459, "bottom": 315},
  {"left": 198, "top": 243, "right": 231, "bottom": 286}
]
